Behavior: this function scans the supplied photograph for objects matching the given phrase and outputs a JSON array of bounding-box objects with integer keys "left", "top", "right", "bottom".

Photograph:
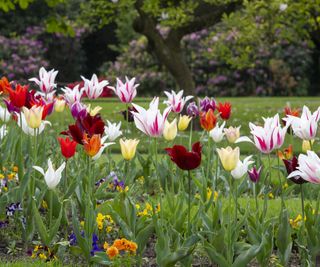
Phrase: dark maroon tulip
[
  {"left": 165, "top": 142, "right": 202, "bottom": 170},
  {"left": 248, "top": 166, "right": 262, "bottom": 183},
  {"left": 283, "top": 156, "right": 307, "bottom": 184}
]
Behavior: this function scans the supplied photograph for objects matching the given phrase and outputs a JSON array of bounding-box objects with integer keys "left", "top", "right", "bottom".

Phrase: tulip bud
[
  {"left": 54, "top": 99, "right": 66, "bottom": 113},
  {"left": 120, "top": 138, "right": 139, "bottom": 160},
  {"left": 302, "top": 140, "right": 314, "bottom": 152},
  {"left": 224, "top": 126, "right": 240, "bottom": 143},
  {"left": 248, "top": 166, "right": 262, "bottom": 183},
  {"left": 22, "top": 106, "right": 43, "bottom": 129},
  {"left": 163, "top": 119, "right": 177, "bottom": 141},
  {"left": 217, "top": 146, "right": 240, "bottom": 171},
  {"left": 178, "top": 115, "right": 192, "bottom": 131},
  {"left": 186, "top": 101, "right": 199, "bottom": 118}
]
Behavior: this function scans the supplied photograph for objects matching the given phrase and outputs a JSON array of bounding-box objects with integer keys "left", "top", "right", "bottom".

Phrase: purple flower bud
[
  {"left": 187, "top": 101, "right": 199, "bottom": 118},
  {"left": 248, "top": 166, "right": 262, "bottom": 183},
  {"left": 70, "top": 101, "right": 87, "bottom": 120},
  {"left": 200, "top": 97, "right": 216, "bottom": 112}
]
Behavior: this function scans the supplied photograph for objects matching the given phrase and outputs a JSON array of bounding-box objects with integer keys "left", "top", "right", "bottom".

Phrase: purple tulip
[
  {"left": 70, "top": 101, "right": 87, "bottom": 120},
  {"left": 200, "top": 97, "right": 216, "bottom": 112},
  {"left": 248, "top": 166, "right": 262, "bottom": 183},
  {"left": 187, "top": 101, "right": 199, "bottom": 118}
]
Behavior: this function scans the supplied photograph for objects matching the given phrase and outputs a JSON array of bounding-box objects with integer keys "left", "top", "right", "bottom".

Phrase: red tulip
[
  {"left": 283, "top": 156, "right": 307, "bottom": 184},
  {"left": 58, "top": 137, "right": 77, "bottom": 159},
  {"left": 165, "top": 142, "right": 202, "bottom": 170},
  {"left": 7, "top": 84, "right": 28, "bottom": 108},
  {"left": 217, "top": 102, "right": 231, "bottom": 120}
]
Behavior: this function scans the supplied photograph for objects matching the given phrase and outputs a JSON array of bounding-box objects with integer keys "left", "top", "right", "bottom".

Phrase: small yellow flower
[
  {"left": 145, "top": 203, "right": 152, "bottom": 211},
  {"left": 0, "top": 174, "right": 4, "bottom": 179},
  {"left": 39, "top": 253, "right": 47, "bottom": 260},
  {"left": 137, "top": 176, "right": 144, "bottom": 184},
  {"left": 217, "top": 146, "right": 240, "bottom": 171},
  {"left": 106, "top": 226, "right": 113, "bottom": 233},
  {"left": 136, "top": 204, "right": 141, "bottom": 210},
  {"left": 163, "top": 119, "right": 177, "bottom": 141},
  {"left": 103, "top": 242, "right": 109, "bottom": 250},
  {"left": 268, "top": 192, "right": 274, "bottom": 199},
  {"left": 119, "top": 139, "right": 139, "bottom": 160},
  {"left": 283, "top": 183, "right": 288, "bottom": 189},
  {"left": 42, "top": 200, "right": 48, "bottom": 210},
  {"left": 214, "top": 191, "right": 219, "bottom": 201},
  {"left": 7, "top": 172, "right": 15, "bottom": 180},
  {"left": 12, "top": 166, "right": 18, "bottom": 172},
  {"left": 178, "top": 115, "right": 192, "bottom": 131},
  {"left": 302, "top": 139, "right": 314, "bottom": 153},
  {"left": 290, "top": 214, "right": 304, "bottom": 229},
  {"left": 80, "top": 221, "right": 85, "bottom": 227}
]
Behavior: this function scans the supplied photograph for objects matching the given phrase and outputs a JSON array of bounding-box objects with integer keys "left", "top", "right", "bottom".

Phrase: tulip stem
[
  {"left": 277, "top": 150, "right": 285, "bottom": 208},
  {"left": 49, "top": 189, "right": 53, "bottom": 229},
  {"left": 188, "top": 120, "right": 193, "bottom": 150},
  {"left": 253, "top": 183, "right": 259, "bottom": 215},
  {"left": 154, "top": 138, "right": 163, "bottom": 220},
  {"left": 126, "top": 103, "right": 129, "bottom": 137},
  {"left": 187, "top": 170, "right": 191, "bottom": 236},
  {"left": 300, "top": 184, "right": 305, "bottom": 223},
  {"left": 63, "top": 159, "right": 68, "bottom": 189},
  {"left": 206, "top": 132, "right": 211, "bottom": 181},
  {"left": 228, "top": 173, "right": 233, "bottom": 264}
]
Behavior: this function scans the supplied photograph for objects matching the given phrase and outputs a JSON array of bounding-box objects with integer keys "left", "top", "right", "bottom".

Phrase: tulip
[
  {"left": 186, "top": 101, "right": 199, "bottom": 118},
  {"left": 217, "top": 146, "right": 240, "bottom": 171},
  {"left": 6, "top": 84, "right": 28, "bottom": 109},
  {"left": 178, "top": 115, "right": 192, "bottom": 131},
  {"left": 104, "top": 121, "right": 122, "bottom": 141},
  {"left": 58, "top": 137, "right": 77, "bottom": 159},
  {"left": 302, "top": 140, "right": 314, "bottom": 153},
  {"left": 209, "top": 121, "right": 225, "bottom": 143},
  {"left": 284, "top": 106, "right": 300, "bottom": 117},
  {"left": 283, "top": 156, "right": 307, "bottom": 184},
  {"left": 277, "top": 144, "right": 293, "bottom": 160},
  {"left": 248, "top": 166, "right": 262, "bottom": 183},
  {"left": 120, "top": 138, "right": 139, "bottom": 160},
  {"left": 54, "top": 99, "right": 66, "bottom": 113},
  {"left": 217, "top": 102, "right": 231, "bottom": 120},
  {"left": 165, "top": 142, "right": 202, "bottom": 170},
  {"left": 61, "top": 85, "right": 84, "bottom": 106},
  {"left": 22, "top": 106, "right": 43, "bottom": 129},
  {"left": 131, "top": 97, "right": 171, "bottom": 137},
  {"left": 0, "top": 125, "right": 7, "bottom": 140},
  {"left": 71, "top": 101, "right": 87, "bottom": 119},
  {"left": 163, "top": 119, "right": 177, "bottom": 141},
  {"left": 231, "top": 155, "right": 254, "bottom": 179},
  {"left": 81, "top": 74, "right": 109, "bottom": 99},
  {"left": 110, "top": 77, "right": 139, "bottom": 103},
  {"left": 29, "top": 67, "right": 58, "bottom": 94},
  {"left": 236, "top": 114, "right": 288, "bottom": 154},
  {"left": 17, "top": 113, "right": 51, "bottom": 136},
  {"left": 284, "top": 106, "right": 320, "bottom": 140},
  {"left": 287, "top": 151, "right": 320, "bottom": 184},
  {"left": 164, "top": 90, "right": 193, "bottom": 113},
  {"left": 86, "top": 104, "right": 102, "bottom": 116},
  {"left": 83, "top": 134, "right": 102, "bottom": 157},
  {"left": 92, "top": 135, "right": 115, "bottom": 161},
  {"left": 200, "top": 109, "right": 217, "bottom": 131},
  {"left": 199, "top": 97, "right": 215, "bottom": 112},
  {"left": 0, "top": 105, "right": 10, "bottom": 122},
  {"left": 0, "top": 77, "right": 10, "bottom": 94},
  {"left": 224, "top": 126, "right": 240, "bottom": 143},
  {"left": 33, "top": 159, "right": 66, "bottom": 189}
]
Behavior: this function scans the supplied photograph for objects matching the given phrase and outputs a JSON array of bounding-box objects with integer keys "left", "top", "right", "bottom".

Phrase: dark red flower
[
  {"left": 165, "top": 142, "right": 202, "bottom": 170},
  {"left": 62, "top": 113, "right": 105, "bottom": 145},
  {"left": 217, "top": 102, "right": 231, "bottom": 120},
  {"left": 283, "top": 156, "right": 307, "bottom": 184},
  {"left": 58, "top": 137, "right": 77, "bottom": 159},
  {"left": 6, "top": 84, "right": 28, "bottom": 108}
]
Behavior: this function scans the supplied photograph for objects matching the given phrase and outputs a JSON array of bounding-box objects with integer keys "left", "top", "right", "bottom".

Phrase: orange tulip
[
  {"left": 83, "top": 134, "right": 101, "bottom": 157},
  {"left": 277, "top": 144, "right": 293, "bottom": 160},
  {"left": 200, "top": 109, "right": 217, "bottom": 131},
  {"left": 0, "top": 77, "right": 10, "bottom": 95}
]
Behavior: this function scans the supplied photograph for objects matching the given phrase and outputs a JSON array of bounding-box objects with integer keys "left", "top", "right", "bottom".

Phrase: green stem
[
  {"left": 49, "top": 189, "right": 53, "bottom": 228},
  {"left": 188, "top": 170, "right": 191, "bottom": 236},
  {"left": 126, "top": 103, "right": 129, "bottom": 137},
  {"left": 235, "top": 179, "right": 238, "bottom": 225},
  {"left": 154, "top": 138, "right": 162, "bottom": 219},
  {"left": 206, "top": 132, "right": 211, "bottom": 180},
  {"left": 188, "top": 120, "right": 193, "bottom": 150},
  {"left": 228, "top": 173, "right": 233, "bottom": 264},
  {"left": 277, "top": 150, "right": 285, "bottom": 207},
  {"left": 63, "top": 159, "right": 68, "bottom": 189},
  {"left": 253, "top": 182, "right": 259, "bottom": 215},
  {"left": 300, "top": 184, "right": 305, "bottom": 222}
]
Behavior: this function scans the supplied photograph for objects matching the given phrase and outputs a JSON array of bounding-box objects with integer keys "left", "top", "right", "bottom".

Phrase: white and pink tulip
[{"left": 164, "top": 90, "right": 193, "bottom": 113}]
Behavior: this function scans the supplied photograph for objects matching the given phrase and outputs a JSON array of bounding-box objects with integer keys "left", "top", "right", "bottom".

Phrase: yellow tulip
[
  {"left": 224, "top": 126, "right": 241, "bottom": 143},
  {"left": 120, "top": 138, "right": 139, "bottom": 160},
  {"left": 178, "top": 115, "right": 192, "bottom": 131},
  {"left": 22, "top": 106, "right": 43, "bottom": 129},
  {"left": 163, "top": 119, "right": 177, "bottom": 141},
  {"left": 87, "top": 104, "right": 102, "bottom": 116},
  {"left": 302, "top": 139, "right": 314, "bottom": 152},
  {"left": 54, "top": 99, "right": 66, "bottom": 113},
  {"left": 217, "top": 146, "right": 240, "bottom": 171}
]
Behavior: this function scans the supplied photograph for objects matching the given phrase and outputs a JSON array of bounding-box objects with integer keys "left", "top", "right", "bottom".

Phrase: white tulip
[
  {"left": 104, "top": 121, "right": 122, "bottom": 141},
  {"left": 231, "top": 155, "right": 254, "bottom": 179},
  {"left": 209, "top": 121, "right": 225, "bottom": 143},
  {"left": 0, "top": 106, "right": 10, "bottom": 122}
]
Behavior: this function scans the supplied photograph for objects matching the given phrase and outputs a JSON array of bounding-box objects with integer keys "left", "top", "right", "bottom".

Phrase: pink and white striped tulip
[
  {"left": 288, "top": 150, "right": 320, "bottom": 184},
  {"left": 81, "top": 74, "right": 109, "bottom": 99},
  {"left": 284, "top": 106, "right": 320, "bottom": 140},
  {"left": 61, "top": 85, "right": 84, "bottom": 106},
  {"left": 110, "top": 77, "right": 139, "bottom": 103},
  {"left": 164, "top": 90, "right": 193, "bottom": 113},
  {"left": 236, "top": 114, "right": 288, "bottom": 154},
  {"left": 131, "top": 97, "right": 171, "bottom": 137},
  {"left": 29, "top": 67, "right": 58, "bottom": 94}
]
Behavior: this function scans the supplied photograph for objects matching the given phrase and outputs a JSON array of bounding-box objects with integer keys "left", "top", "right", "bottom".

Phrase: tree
[{"left": 81, "top": 0, "right": 242, "bottom": 94}]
